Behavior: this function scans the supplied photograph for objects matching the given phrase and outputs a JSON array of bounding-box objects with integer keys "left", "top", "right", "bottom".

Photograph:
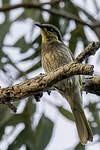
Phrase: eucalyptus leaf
[
  {"left": 34, "top": 114, "right": 54, "bottom": 150},
  {"left": 13, "top": 37, "right": 32, "bottom": 53},
  {"left": 58, "top": 106, "right": 74, "bottom": 121},
  {"left": 69, "top": 28, "right": 78, "bottom": 54},
  {"left": 75, "top": 142, "right": 85, "bottom": 150},
  {"left": 8, "top": 128, "right": 35, "bottom": 150},
  {"left": 25, "top": 60, "right": 41, "bottom": 74},
  {"left": 0, "top": 21, "right": 11, "bottom": 49}
]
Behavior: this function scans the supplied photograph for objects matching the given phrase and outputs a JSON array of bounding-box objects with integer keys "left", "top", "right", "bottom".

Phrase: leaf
[
  {"left": 0, "top": 99, "right": 36, "bottom": 139},
  {"left": 0, "top": 21, "right": 11, "bottom": 45},
  {"left": 23, "top": 97, "right": 36, "bottom": 117},
  {"left": 79, "top": 26, "right": 88, "bottom": 47},
  {"left": 69, "top": 28, "right": 78, "bottom": 54},
  {"left": 75, "top": 142, "right": 85, "bottom": 150},
  {"left": 0, "top": 20, "right": 11, "bottom": 71},
  {"left": 92, "top": 126, "right": 100, "bottom": 135},
  {"left": 65, "top": 0, "right": 79, "bottom": 16},
  {"left": 7, "top": 99, "right": 36, "bottom": 150},
  {"left": 2, "top": 0, "right": 10, "bottom": 6},
  {"left": 0, "top": 105, "right": 13, "bottom": 139},
  {"left": 49, "top": 9, "right": 60, "bottom": 28},
  {"left": 58, "top": 106, "right": 74, "bottom": 121},
  {"left": 69, "top": 25, "right": 88, "bottom": 54},
  {"left": 16, "top": 5, "right": 43, "bottom": 21},
  {"left": 25, "top": 60, "right": 41, "bottom": 74},
  {"left": 22, "top": 0, "right": 33, "bottom": 3},
  {"left": 0, "top": 113, "right": 24, "bottom": 140},
  {"left": 34, "top": 114, "right": 54, "bottom": 150},
  {"left": 17, "top": 59, "right": 41, "bottom": 78},
  {"left": 21, "top": 50, "right": 40, "bottom": 61},
  {"left": 8, "top": 131, "right": 25, "bottom": 150},
  {"left": 60, "top": 20, "right": 69, "bottom": 36},
  {"left": 7, "top": 104, "right": 53, "bottom": 150},
  {"left": 13, "top": 37, "right": 32, "bottom": 53},
  {"left": 76, "top": 5, "right": 96, "bottom": 22},
  {"left": 86, "top": 102, "right": 100, "bottom": 135},
  {"left": 8, "top": 128, "right": 35, "bottom": 150},
  {"left": 32, "top": 35, "right": 42, "bottom": 45}
]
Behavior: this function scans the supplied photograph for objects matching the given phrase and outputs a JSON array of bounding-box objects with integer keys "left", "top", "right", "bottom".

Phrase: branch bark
[
  {"left": 75, "top": 42, "right": 100, "bottom": 63},
  {"left": 83, "top": 76, "right": 100, "bottom": 96},
  {"left": 0, "top": 63, "right": 93, "bottom": 103},
  {"left": 0, "top": 41, "right": 100, "bottom": 112}
]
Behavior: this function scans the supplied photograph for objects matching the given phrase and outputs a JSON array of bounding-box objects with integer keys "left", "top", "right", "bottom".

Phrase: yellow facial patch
[
  {"left": 40, "top": 28, "right": 59, "bottom": 43},
  {"left": 40, "top": 29, "right": 47, "bottom": 43}
]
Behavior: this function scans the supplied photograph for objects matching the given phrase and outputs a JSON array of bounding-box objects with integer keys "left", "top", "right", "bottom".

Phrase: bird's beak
[
  {"left": 35, "top": 23, "right": 44, "bottom": 29},
  {"left": 35, "top": 23, "right": 47, "bottom": 43}
]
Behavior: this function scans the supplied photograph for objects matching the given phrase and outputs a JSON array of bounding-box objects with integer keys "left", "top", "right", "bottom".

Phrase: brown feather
[{"left": 36, "top": 23, "right": 93, "bottom": 144}]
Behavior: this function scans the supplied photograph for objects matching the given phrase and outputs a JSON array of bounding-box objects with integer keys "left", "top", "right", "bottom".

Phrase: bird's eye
[{"left": 50, "top": 28, "right": 54, "bottom": 32}]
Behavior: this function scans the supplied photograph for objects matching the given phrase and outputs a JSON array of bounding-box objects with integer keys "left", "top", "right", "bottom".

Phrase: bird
[{"left": 35, "top": 23, "right": 93, "bottom": 144}]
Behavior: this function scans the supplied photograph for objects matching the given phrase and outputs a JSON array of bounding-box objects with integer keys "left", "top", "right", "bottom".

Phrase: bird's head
[{"left": 35, "top": 23, "right": 63, "bottom": 43}]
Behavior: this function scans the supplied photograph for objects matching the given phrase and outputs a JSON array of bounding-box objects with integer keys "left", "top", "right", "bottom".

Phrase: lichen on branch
[
  {"left": 0, "top": 63, "right": 93, "bottom": 103},
  {"left": 0, "top": 41, "right": 100, "bottom": 112},
  {"left": 83, "top": 76, "right": 100, "bottom": 96}
]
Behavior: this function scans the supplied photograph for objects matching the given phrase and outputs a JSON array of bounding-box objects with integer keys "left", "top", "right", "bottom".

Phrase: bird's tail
[
  {"left": 55, "top": 79, "right": 93, "bottom": 144},
  {"left": 71, "top": 105, "right": 93, "bottom": 144}
]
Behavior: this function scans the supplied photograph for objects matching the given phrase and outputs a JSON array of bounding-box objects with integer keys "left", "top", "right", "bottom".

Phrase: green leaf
[
  {"left": 7, "top": 99, "right": 36, "bottom": 150},
  {"left": 21, "top": 50, "right": 40, "bottom": 61},
  {"left": 8, "top": 128, "right": 35, "bottom": 150},
  {"left": 2, "top": 0, "right": 10, "bottom": 6},
  {"left": 65, "top": 0, "right": 79, "bottom": 16},
  {"left": 16, "top": 6, "right": 43, "bottom": 21},
  {"left": 75, "top": 142, "right": 85, "bottom": 150},
  {"left": 69, "top": 28, "right": 78, "bottom": 54},
  {"left": 34, "top": 114, "right": 54, "bottom": 150},
  {"left": 92, "top": 126, "right": 100, "bottom": 135},
  {"left": 17, "top": 60, "right": 41, "bottom": 78},
  {"left": 0, "top": 113, "right": 24, "bottom": 140},
  {"left": 25, "top": 60, "right": 41, "bottom": 74},
  {"left": 76, "top": 6, "right": 96, "bottom": 22},
  {"left": 69, "top": 25, "right": 88, "bottom": 54},
  {"left": 0, "top": 21, "right": 11, "bottom": 55},
  {"left": 13, "top": 37, "right": 32, "bottom": 53},
  {"left": 0, "top": 99, "right": 36, "bottom": 139},
  {"left": 7, "top": 130, "right": 25, "bottom": 150},
  {"left": 79, "top": 26, "right": 88, "bottom": 47},
  {"left": 0, "top": 105, "right": 13, "bottom": 139},
  {"left": 58, "top": 106, "right": 74, "bottom": 121},
  {"left": 60, "top": 20, "right": 69, "bottom": 36},
  {"left": 22, "top": 0, "right": 33, "bottom": 2},
  {"left": 23, "top": 97, "right": 36, "bottom": 117}
]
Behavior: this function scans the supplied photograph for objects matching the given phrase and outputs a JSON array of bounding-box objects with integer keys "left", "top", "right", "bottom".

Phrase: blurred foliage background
[{"left": 0, "top": 0, "right": 100, "bottom": 150}]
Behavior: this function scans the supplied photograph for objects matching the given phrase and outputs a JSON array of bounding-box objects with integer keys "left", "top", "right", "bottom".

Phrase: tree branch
[
  {"left": 83, "top": 76, "right": 100, "bottom": 96},
  {"left": 0, "top": 41, "right": 100, "bottom": 112},
  {"left": 0, "top": 2, "right": 98, "bottom": 28},
  {"left": 75, "top": 42, "right": 100, "bottom": 63},
  {"left": 0, "top": 63, "right": 93, "bottom": 103}
]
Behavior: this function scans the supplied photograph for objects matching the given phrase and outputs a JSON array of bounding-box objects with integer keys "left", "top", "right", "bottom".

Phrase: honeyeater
[{"left": 35, "top": 23, "right": 93, "bottom": 144}]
